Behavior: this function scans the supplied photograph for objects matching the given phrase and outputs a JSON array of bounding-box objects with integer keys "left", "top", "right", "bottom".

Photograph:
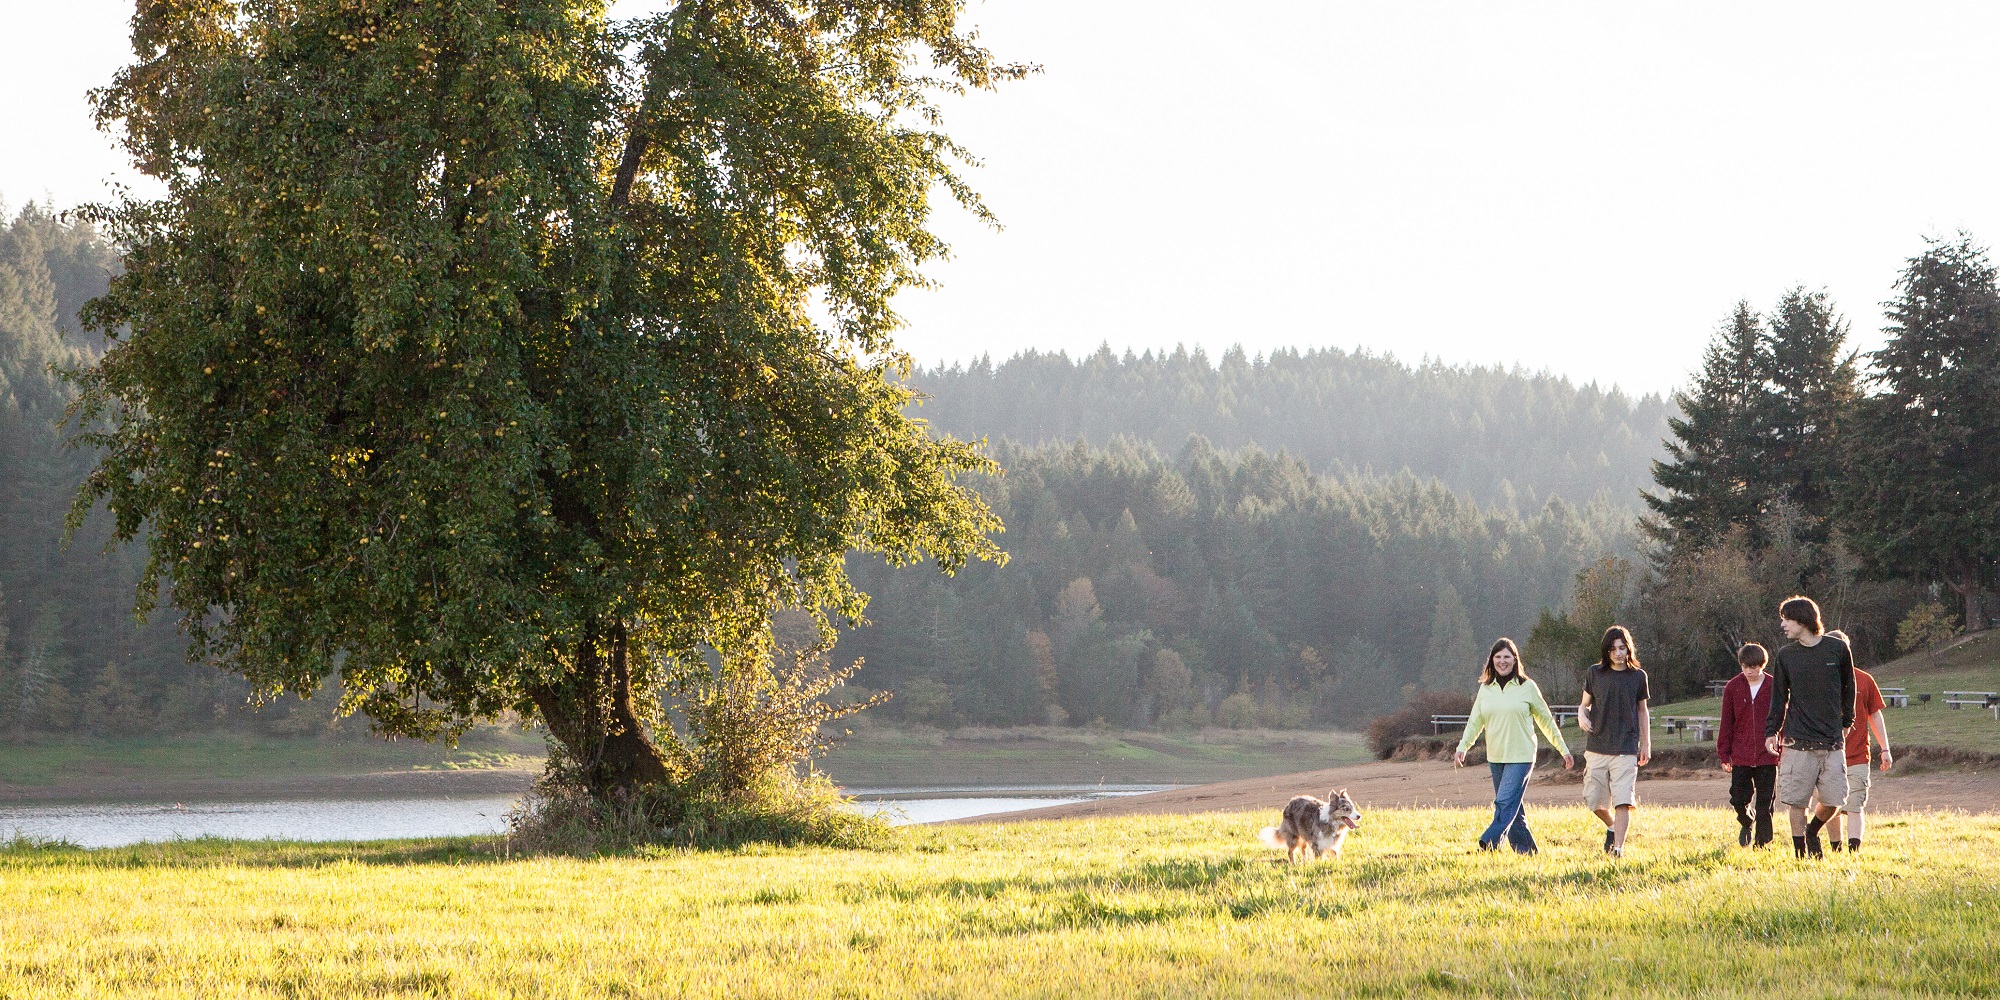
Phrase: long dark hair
[
  {"left": 1598, "top": 625, "right": 1641, "bottom": 670},
  {"left": 1479, "top": 637, "right": 1528, "bottom": 687}
]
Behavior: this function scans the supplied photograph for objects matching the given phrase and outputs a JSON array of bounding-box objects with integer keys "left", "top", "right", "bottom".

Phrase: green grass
[
  {"left": 821, "top": 725, "right": 1371, "bottom": 786},
  {"left": 0, "top": 727, "right": 545, "bottom": 793},
  {"left": 3, "top": 808, "right": 1996, "bottom": 997}
]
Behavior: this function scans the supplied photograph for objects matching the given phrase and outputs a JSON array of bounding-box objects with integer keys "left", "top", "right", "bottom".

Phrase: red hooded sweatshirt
[{"left": 1718, "top": 672, "right": 1780, "bottom": 767}]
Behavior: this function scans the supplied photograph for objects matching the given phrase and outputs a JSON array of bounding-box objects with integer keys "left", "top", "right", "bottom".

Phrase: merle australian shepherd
[{"left": 1258, "top": 788, "right": 1363, "bottom": 861}]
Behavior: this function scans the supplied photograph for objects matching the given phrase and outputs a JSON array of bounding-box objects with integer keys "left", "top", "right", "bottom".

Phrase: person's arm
[
  {"left": 1870, "top": 710, "right": 1893, "bottom": 771},
  {"left": 1717, "top": 684, "right": 1736, "bottom": 770},
  {"left": 1454, "top": 689, "right": 1488, "bottom": 766},
  {"left": 1528, "top": 685, "right": 1572, "bottom": 765},
  {"left": 1764, "top": 655, "right": 1790, "bottom": 752},
  {"left": 1838, "top": 647, "right": 1856, "bottom": 736},
  {"left": 1636, "top": 698, "right": 1651, "bottom": 767},
  {"left": 1578, "top": 688, "right": 1594, "bottom": 734}
]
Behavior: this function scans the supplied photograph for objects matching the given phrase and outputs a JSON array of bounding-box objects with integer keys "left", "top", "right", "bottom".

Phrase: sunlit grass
[{"left": 3, "top": 808, "right": 1996, "bottom": 997}]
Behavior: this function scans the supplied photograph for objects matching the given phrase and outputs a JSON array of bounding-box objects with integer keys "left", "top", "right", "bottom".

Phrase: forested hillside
[
  {"left": 0, "top": 206, "right": 288, "bottom": 735},
  {"left": 909, "top": 346, "right": 1673, "bottom": 509},
  {"left": 838, "top": 438, "right": 1633, "bottom": 728}
]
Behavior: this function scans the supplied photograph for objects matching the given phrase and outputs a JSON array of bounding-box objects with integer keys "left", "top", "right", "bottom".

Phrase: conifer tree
[
  {"left": 1644, "top": 303, "right": 1769, "bottom": 548},
  {"left": 1841, "top": 236, "right": 2000, "bottom": 632},
  {"left": 1760, "top": 289, "right": 1859, "bottom": 543}
]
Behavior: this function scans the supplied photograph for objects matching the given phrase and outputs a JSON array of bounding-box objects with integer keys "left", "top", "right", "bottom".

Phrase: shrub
[
  {"left": 1366, "top": 690, "right": 1475, "bottom": 759},
  {"left": 1216, "top": 692, "right": 1259, "bottom": 729},
  {"left": 505, "top": 767, "right": 892, "bottom": 856}
]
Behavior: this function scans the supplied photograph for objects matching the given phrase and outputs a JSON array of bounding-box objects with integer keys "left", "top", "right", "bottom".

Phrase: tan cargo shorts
[
  {"left": 1777, "top": 747, "right": 1846, "bottom": 808},
  {"left": 1583, "top": 751, "right": 1639, "bottom": 811},
  {"left": 1841, "top": 761, "right": 1872, "bottom": 812}
]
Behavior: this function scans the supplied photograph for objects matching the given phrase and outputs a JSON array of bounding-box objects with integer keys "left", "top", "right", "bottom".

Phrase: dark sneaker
[
  {"left": 1738, "top": 823, "right": 1753, "bottom": 847},
  {"left": 1806, "top": 832, "right": 1824, "bottom": 858},
  {"left": 1609, "top": 846, "right": 1623, "bottom": 859},
  {"left": 1829, "top": 838, "right": 1843, "bottom": 853},
  {"left": 1604, "top": 829, "right": 1616, "bottom": 853},
  {"left": 1849, "top": 839, "right": 1861, "bottom": 852}
]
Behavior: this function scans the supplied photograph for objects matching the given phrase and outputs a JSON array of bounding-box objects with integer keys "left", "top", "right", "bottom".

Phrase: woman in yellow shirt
[{"left": 1454, "top": 638, "right": 1574, "bottom": 853}]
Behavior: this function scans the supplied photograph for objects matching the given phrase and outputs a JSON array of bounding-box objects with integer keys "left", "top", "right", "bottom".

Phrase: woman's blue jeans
[{"left": 1480, "top": 761, "right": 1537, "bottom": 854}]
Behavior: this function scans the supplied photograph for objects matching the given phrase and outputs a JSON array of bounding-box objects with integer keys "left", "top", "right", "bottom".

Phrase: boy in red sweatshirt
[{"left": 1717, "top": 643, "right": 1779, "bottom": 847}]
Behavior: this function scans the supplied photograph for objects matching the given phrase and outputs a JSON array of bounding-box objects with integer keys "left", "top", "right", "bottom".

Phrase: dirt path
[{"left": 964, "top": 759, "right": 2000, "bottom": 823}]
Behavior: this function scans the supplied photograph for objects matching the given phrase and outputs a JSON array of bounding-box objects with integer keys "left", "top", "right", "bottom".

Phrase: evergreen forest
[{"left": 5, "top": 200, "right": 1997, "bottom": 737}]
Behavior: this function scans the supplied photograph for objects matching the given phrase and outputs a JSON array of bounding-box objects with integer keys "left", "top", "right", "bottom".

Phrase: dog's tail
[{"left": 1257, "top": 826, "right": 1286, "bottom": 849}]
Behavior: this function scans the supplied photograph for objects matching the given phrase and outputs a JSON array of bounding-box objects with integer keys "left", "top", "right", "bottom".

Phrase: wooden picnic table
[{"left": 1943, "top": 690, "right": 1997, "bottom": 708}]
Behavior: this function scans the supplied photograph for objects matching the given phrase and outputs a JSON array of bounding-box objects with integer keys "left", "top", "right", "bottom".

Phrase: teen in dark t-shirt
[{"left": 1578, "top": 626, "right": 1651, "bottom": 857}]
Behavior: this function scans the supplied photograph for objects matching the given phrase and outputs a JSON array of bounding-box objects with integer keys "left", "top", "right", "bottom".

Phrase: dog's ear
[{"left": 1336, "top": 787, "right": 1349, "bottom": 798}]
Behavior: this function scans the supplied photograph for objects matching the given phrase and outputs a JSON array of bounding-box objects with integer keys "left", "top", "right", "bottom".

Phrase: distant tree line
[
  {"left": 1533, "top": 237, "right": 2000, "bottom": 698},
  {"left": 909, "top": 346, "right": 1672, "bottom": 511},
  {"left": 837, "top": 438, "right": 1632, "bottom": 728},
  {"left": 0, "top": 206, "right": 378, "bottom": 737}
]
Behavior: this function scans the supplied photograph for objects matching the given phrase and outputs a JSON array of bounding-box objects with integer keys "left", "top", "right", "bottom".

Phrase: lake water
[{"left": 0, "top": 786, "right": 1170, "bottom": 848}]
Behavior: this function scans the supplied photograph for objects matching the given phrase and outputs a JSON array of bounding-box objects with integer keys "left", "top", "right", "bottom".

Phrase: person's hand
[
  {"left": 1765, "top": 735, "right": 1783, "bottom": 756},
  {"left": 1880, "top": 749, "right": 1894, "bottom": 773},
  {"left": 1638, "top": 749, "right": 1651, "bottom": 768},
  {"left": 1720, "top": 761, "right": 1733, "bottom": 772},
  {"left": 1453, "top": 750, "right": 1466, "bottom": 767},
  {"left": 1561, "top": 753, "right": 1574, "bottom": 770},
  {"left": 1578, "top": 718, "right": 1593, "bottom": 734}
]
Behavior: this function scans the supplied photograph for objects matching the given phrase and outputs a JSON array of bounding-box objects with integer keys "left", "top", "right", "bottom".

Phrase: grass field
[{"left": 4, "top": 807, "right": 1997, "bottom": 998}]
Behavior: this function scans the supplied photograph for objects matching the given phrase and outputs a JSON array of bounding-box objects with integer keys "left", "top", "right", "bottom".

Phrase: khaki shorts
[
  {"left": 1584, "top": 751, "right": 1639, "bottom": 811},
  {"left": 1842, "top": 762, "right": 1872, "bottom": 812},
  {"left": 1777, "top": 748, "right": 1847, "bottom": 808}
]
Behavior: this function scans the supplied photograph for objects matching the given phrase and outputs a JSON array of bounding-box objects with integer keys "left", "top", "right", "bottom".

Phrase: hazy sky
[{"left": 9, "top": 2, "right": 2000, "bottom": 397}]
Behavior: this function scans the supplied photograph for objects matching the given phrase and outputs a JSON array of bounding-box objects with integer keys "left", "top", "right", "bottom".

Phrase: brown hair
[
  {"left": 1479, "top": 637, "right": 1529, "bottom": 687},
  {"left": 1598, "top": 625, "right": 1640, "bottom": 670},
  {"left": 1780, "top": 595, "right": 1823, "bottom": 635},
  {"left": 1737, "top": 642, "right": 1768, "bottom": 667}
]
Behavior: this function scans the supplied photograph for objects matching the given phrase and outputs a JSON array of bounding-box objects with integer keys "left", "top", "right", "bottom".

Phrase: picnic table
[
  {"left": 1706, "top": 679, "right": 1731, "bottom": 696},
  {"left": 1430, "top": 714, "right": 1470, "bottom": 735},
  {"left": 1658, "top": 715, "right": 1720, "bottom": 741},
  {"left": 1549, "top": 704, "right": 1581, "bottom": 727},
  {"left": 1879, "top": 686, "right": 1909, "bottom": 708},
  {"left": 1941, "top": 691, "right": 2000, "bottom": 720}
]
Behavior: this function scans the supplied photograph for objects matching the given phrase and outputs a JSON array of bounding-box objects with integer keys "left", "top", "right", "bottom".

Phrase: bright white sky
[{"left": 8, "top": 2, "right": 2000, "bottom": 396}]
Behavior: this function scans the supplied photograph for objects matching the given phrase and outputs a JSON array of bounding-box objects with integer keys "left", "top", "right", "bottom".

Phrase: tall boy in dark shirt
[{"left": 1763, "top": 595, "right": 1856, "bottom": 859}]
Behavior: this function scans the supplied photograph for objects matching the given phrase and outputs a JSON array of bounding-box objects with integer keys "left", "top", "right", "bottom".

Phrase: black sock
[
  {"left": 1793, "top": 836, "right": 1806, "bottom": 857},
  {"left": 1849, "top": 838, "right": 1861, "bottom": 852},
  {"left": 1806, "top": 816, "right": 1826, "bottom": 837}
]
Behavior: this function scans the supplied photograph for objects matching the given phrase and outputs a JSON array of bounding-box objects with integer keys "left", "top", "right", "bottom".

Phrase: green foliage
[
  {"left": 1365, "top": 689, "right": 1473, "bottom": 759},
  {"left": 1644, "top": 291, "right": 1858, "bottom": 551},
  {"left": 1419, "top": 583, "right": 1479, "bottom": 692},
  {"left": 1896, "top": 602, "right": 1959, "bottom": 665},
  {"left": 913, "top": 345, "right": 1672, "bottom": 510},
  {"left": 841, "top": 439, "right": 1633, "bottom": 729},
  {"left": 1840, "top": 236, "right": 2000, "bottom": 631},
  {"left": 505, "top": 768, "right": 890, "bottom": 855},
  {"left": 73, "top": 1, "right": 1019, "bottom": 797}
]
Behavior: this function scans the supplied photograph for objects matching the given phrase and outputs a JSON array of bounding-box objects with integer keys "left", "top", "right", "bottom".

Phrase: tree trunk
[
  {"left": 528, "top": 618, "right": 674, "bottom": 799},
  {"left": 1948, "top": 557, "right": 1988, "bottom": 634}
]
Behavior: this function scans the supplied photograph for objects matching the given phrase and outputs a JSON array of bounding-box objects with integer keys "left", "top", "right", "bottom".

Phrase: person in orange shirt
[{"left": 1822, "top": 632, "right": 1893, "bottom": 851}]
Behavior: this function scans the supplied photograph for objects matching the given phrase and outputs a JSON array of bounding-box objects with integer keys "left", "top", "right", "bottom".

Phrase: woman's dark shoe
[{"left": 1738, "top": 823, "right": 1753, "bottom": 847}]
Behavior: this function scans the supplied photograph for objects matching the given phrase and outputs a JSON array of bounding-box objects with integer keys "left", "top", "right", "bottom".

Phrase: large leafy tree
[
  {"left": 1841, "top": 236, "right": 2000, "bottom": 633},
  {"left": 73, "top": 0, "right": 1018, "bottom": 798}
]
